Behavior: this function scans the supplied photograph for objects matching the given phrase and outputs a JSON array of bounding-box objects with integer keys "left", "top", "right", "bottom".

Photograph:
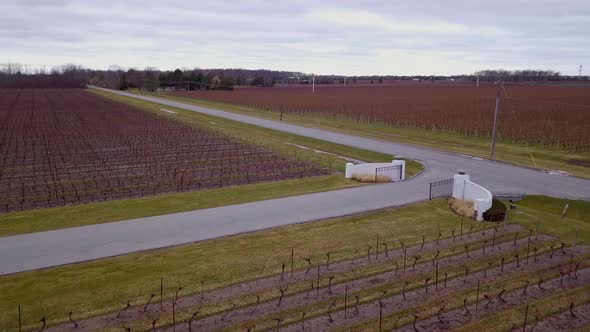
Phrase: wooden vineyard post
[
  {"left": 172, "top": 299, "right": 176, "bottom": 332},
  {"left": 344, "top": 284, "right": 348, "bottom": 318},
  {"left": 523, "top": 303, "right": 529, "bottom": 332},
  {"left": 490, "top": 81, "right": 502, "bottom": 159},
  {"left": 475, "top": 280, "right": 480, "bottom": 312},
  {"left": 160, "top": 277, "right": 163, "bottom": 310},
  {"left": 403, "top": 248, "right": 407, "bottom": 272},
  {"left": 569, "top": 253, "right": 574, "bottom": 279},
  {"left": 291, "top": 249, "right": 294, "bottom": 277},
  {"left": 316, "top": 265, "right": 320, "bottom": 297},
  {"left": 490, "top": 228, "right": 496, "bottom": 250},
  {"left": 376, "top": 234, "right": 379, "bottom": 259},
  {"left": 562, "top": 203, "right": 569, "bottom": 218},
  {"left": 379, "top": 306, "right": 383, "bottom": 332},
  {"left": 526, "top": 239, "right": 531, "bottom": 265},
  {"left": 435, "top": 262, "right": 439, "bottom": 291}
]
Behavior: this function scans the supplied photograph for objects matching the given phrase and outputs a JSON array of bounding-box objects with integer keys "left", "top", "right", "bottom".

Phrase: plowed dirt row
[
  {"left": 280, "top": 245, "right": 586, "bottom": 331},
  {"left": 400, "top": 267, "right": 590, "bottom": 331},
  {"left": 169, "top": 234, "right": 553, "bottom": 331},
  {"left": 46, "top": 224, "right": 523, "bottom": 331},
  {"left": 524, "top": 302, "right": 590, "bottom": 332}
]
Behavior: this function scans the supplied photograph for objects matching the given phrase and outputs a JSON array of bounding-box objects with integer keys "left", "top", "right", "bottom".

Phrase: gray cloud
[{"left": 1, "top": 0, "right": 588, "bottom": 75}]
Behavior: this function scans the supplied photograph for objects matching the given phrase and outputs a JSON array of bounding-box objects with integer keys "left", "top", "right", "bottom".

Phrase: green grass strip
[
  {"left": 0, "top": 175, "right": 358, "bottom": 236},
  {"left": 508, "top": 195, "right": 590, "bottom": 245}
]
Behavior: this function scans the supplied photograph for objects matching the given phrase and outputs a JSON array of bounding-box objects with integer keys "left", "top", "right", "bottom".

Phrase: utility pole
[
  {"left": 312, "top": 75, "right": 315, "bottom": 94},
  {"left": 490, "top": 81, "right": 502, "bottom": 159}
]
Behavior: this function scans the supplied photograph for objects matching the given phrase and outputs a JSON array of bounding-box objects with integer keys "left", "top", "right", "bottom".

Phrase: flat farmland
[
  {"left": 3, "top": 197, "right": 589, "bottom": 331},
  {"left": 0, "top": 89, "right": 325, "bottom": 213},
  {"left": 172, "top": 85, "right": 590, "bottom": 153}
]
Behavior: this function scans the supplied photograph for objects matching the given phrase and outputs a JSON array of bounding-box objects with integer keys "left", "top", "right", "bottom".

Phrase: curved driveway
[{"left": 0, "top": 88, "right": 588, "bottom": 275}]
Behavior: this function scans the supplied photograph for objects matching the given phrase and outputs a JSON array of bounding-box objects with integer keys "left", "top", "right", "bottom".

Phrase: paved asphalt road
[{"left": 0, "top": 88, "right": 588, "bottom": 275}]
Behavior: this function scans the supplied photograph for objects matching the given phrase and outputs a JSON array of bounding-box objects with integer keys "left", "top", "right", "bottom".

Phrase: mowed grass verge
[
  {"left": 149, "top": 92, "right": 590, "bottom": 179},
  {"left": 507, "top": 195, "right": 590, "bottom": 244},
  {"left": 0, "top": 90, "right": 423, "bottom": 237},
  {"left": 1, "top": 196, "right": 588, "bottom": 331},
  {"left": 0, "top": 175, "right": 356, "bottom": 237}
]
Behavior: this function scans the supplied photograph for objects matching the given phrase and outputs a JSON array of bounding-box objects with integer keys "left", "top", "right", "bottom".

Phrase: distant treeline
[
  {"left": 474, "top": 69, "right": 565, "bottom": 82},
  {"left": 89, "top": 67, "right": 307, "bottom": 90},
  {"left": 1, "top": 64, "right": 587, "bottom": 89},
  {"left": 350, "top": 70, "right": 587, "bottom": 83},
  {"left": 89, "top": 67, "right": 589, "bottom": 91},
  {"left": 0, "top": 64, "right": 88, "bottom": 88}
]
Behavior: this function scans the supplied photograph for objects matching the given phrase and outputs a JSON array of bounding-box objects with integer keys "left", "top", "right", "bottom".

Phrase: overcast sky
[{"left": 2, "top": 0, "right": 588, "bottom": 75}]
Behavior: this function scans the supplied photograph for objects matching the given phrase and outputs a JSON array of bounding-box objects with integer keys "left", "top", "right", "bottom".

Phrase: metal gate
[
  {"left": 375, "top": 165, "right": 402, "bottom": 182},
  {"left": 429, "top": 178, "right": 454, "bottom": 200}
]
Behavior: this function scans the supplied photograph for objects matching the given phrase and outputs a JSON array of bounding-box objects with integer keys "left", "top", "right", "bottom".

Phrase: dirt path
[{"left": 47, "top": 224, "right": 522, "bottom": 331}]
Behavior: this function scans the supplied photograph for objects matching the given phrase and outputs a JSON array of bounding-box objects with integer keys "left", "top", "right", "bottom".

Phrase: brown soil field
[
  {"left": 172, "top": 85, "right": 590, "bottom": 152},
  {"left": 0, "top": 89, "right": 325, "bottom": 213}
]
